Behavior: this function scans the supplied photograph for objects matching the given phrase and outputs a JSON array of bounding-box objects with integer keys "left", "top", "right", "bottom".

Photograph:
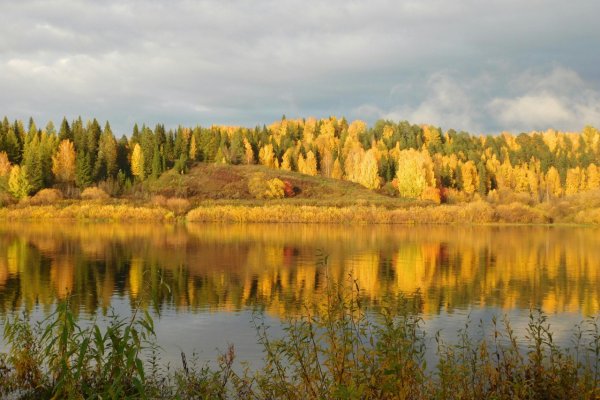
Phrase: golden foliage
[
  {"left": 52, "top": 140, "right": 76, "bottom": 183},
  {"left": 30, "top": 189, "right": 63, "bottom": 205},
  {"left": 565, "top": 167, "right": 583, "bottom": 196},
  {"left": 545, "top": 166, "right": 563, "bottom": 199},
  {"left": 421, "top": 186, "right": 441, "bottom": 204},
  {"left": 298, "top": 150, "right": 317, "bottom": 176},
  {"left": 265, "top": 178, "right": 285, "bottom": 199},
  {"left": 331, "top": 158, "right": 343, "bottom": 180},
  {"left": 131, "top": 143, "right": 145, "bottom": 180},
  {"left": 460, "top": 161, "right": 478, "bottom": 195},
  {"left": 358, "top": 149, "right": 380, "bottom": 189},
  {"left": 280, "top": 148, "right": 294, "bottom": 171},
  {"left": 395, "top": 149, "right": 433, "bottom": 198},
  {"left": 259, "top": 143, "right": 278, "bottom": 169},
  {"left": 0, "top": 151, "right": 11, "bottom": 177},
  {"left": 243, "top": 138, "right": 254, "bottom": 165},
  {"left": 586, "top": 163, "right": 600, "bottom": 191},
  {"left": 247, "top": 173, "right": 285, "bottom": 199}
]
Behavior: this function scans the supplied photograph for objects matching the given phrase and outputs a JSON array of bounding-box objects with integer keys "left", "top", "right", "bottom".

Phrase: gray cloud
[{"left": 1, "top": 0, "right": 600, "bottom": 134}]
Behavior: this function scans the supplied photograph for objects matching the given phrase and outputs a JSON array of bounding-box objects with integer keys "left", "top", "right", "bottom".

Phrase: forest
[{"left": 0, "top": 115, "right": 599, "bottom": 205}]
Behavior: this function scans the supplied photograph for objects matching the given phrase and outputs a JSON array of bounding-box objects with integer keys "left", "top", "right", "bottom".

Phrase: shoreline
[{"left": 0, "top": 200, "right": 599, "bottom": 225}]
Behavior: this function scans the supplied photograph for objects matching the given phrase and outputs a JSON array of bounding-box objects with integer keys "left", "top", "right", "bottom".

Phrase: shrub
[
  {"left": 421, "top": 186, "right": 441, "bottom": 204},
  {"left": 381, "top": 181, "right": 398, "bottom": 197},
  {"left": 444, "top": 188, "right": 469, "bottom": 204},
  {"left": 496, "top": 202, "right": 549, "bottom": 223},
  {"left": 80, "top": 187, "right": 110, "bottom": 201},
  {"left": 1, "top": 300, "right": 157, "bottom": 399},
  {"left": 30, "top": 189, "right": 63, "bottom": 205},
  {"left": 248, "top": 174, "right": 286, "bottom": 200},
  {"left": 166, "top": 197, "right": 191, "bottom": 216},
  {"left": 151, "top": 195, "right": 167, "bottom": 207},
  {"left": 248, "top": 173, "right": 267, "bottom": 199},
  {"left": 0, "top": 190, "right": 15, "bottom": 207},
  {"left": 264, "top": 178, "right": 285, "bottom": 199},
  {"left": 283, "top": 180, "right": 296, "bottom": 198},
  {"left": 459, "top": 200, "right": 495, "bottom": 223}
]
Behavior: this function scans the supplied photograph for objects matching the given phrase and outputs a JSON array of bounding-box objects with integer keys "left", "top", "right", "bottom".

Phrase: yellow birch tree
[
  {"left": 52, "top": 139, "right": 76, "bottom": 183},
  {"left": 131, "top": 143, "right": 145, "bottom": 181}
]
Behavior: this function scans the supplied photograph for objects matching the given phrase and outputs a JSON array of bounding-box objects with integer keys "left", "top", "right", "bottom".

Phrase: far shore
[{"left": 0, "top": 199, "right": 599, "bottom": 225}]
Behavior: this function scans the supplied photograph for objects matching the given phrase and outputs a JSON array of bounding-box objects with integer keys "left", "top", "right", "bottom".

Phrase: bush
[
  {"left": 0, "top": 190, "right": 15, "bottom": 207},
  {"left": 458, "top": 200, "right": 496, "bottom": 223},
  {"left": 496, "top": 202, "right": 549, "bottom": 223},
  {"left": 166, "top": 197, "right": 191, "bottom": 216},
  {"left": 283, "top": 180, "right": 296, "bottom": 198},
  {"left": 248, "top": 173, "right": 267, "bottom": 199},
  {"left": 80, "top": 187, "right": 110, "bottom": 201},
  {"left": 151, "top": 195, "right": 167, "bottom": 207},
  {"left": 264, "top": 178, "right": 285, "bottom": 199},
  {"left": 421, "top": 186, "right": 441, "bottom": 204},
  {"left": 30, "top": 189, "right": 63, "bottom": 205},
  {"left": 1, "top": 300, "right": 157, "bottom": 399},
  {"left": 444, "top": 188, "right": 469, "bottom": 204},
  {"left": 248, "top": 174, "right": 286, "bottom": 200}
]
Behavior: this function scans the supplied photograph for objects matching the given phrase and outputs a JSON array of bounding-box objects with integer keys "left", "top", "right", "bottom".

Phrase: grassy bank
[
  {"left": 1, "top": 278, "right": 599, "bottom": 399},
  {"left": 0, "top": 202, "right": 175, "bottom": 221},
  {"left": 1, "top": 162, "right": 600, "bottom": 224},
  {"left": 186, "top": 199, "right": 600, "bottom": 224},
  {"left": 1, "top": 198, "right": 600, "bottom": 224}
]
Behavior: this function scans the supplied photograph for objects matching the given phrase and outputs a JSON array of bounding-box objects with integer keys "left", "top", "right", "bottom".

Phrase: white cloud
[{"left": 488, "top": 67, "right": 600, "bottom": 132}]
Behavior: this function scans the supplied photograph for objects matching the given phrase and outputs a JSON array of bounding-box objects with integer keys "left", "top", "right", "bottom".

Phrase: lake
[{"left": 0, "top": 222, "right": 599, "bottom": 366}]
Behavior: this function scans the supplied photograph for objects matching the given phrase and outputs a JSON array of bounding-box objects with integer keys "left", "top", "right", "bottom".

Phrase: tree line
[{"left": 0, "top": 115, "right": 599, "bottom": 202}]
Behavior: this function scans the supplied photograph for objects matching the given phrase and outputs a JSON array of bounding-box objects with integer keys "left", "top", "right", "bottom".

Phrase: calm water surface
[{"left": 0, "top": 222, "right": 599, "bottom": 365}]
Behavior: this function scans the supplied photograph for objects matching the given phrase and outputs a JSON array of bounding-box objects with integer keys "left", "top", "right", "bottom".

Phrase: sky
[{"left": 1, "top": 0, "right": 600, "bottom": 136}]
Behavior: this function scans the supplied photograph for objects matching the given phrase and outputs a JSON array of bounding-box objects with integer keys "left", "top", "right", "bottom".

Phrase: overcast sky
[{"left": 1, "top": 0, "right": 600, "bottom": 135}]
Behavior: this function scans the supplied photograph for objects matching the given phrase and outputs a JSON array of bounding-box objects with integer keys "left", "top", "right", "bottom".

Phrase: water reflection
[{"left": 0, "top": 223, "right": 599, "bottom": 318}]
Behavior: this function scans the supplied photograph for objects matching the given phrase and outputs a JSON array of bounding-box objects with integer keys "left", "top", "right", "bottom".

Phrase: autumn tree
[
  {"left": 131, "top": 143, "right": 145, "bottom": 181},
  {"left": 565, "top": 167, "right": 583, "bottom": 196},
  {"left": 344, "top": 147, "right": 365, "bottom": 184},
  {"left": 460, "top": 161, "right": 479, "bottom": 195},
  {"left": 395, "top": 149, "right": 434, "bottom": 199},
  {"left": 585, "top": 163, "right": 599, "bottom": 191},
  {"left": 280, "top": 148, "right": 294, "bottom": 171},
  {"left": 259, "top": 143, "right": 278, "bottom": 168},
  {"left": 189, "top": 134, "right": 198, "bottom": 161},
  {"left": 243, "top": 138, "right": 254, "bottom": 165},
  {"left": 0, "top": 151, "right": 10, "bottom": 177},
  {"left": 52, "top": 140, "right": 76, "bottom": 184},
  {"left": 545, "top": 166, "right": 563, "bottom": 200},
  {"left": 358, "top": 149, "right": 380, "bottom": 189}
]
